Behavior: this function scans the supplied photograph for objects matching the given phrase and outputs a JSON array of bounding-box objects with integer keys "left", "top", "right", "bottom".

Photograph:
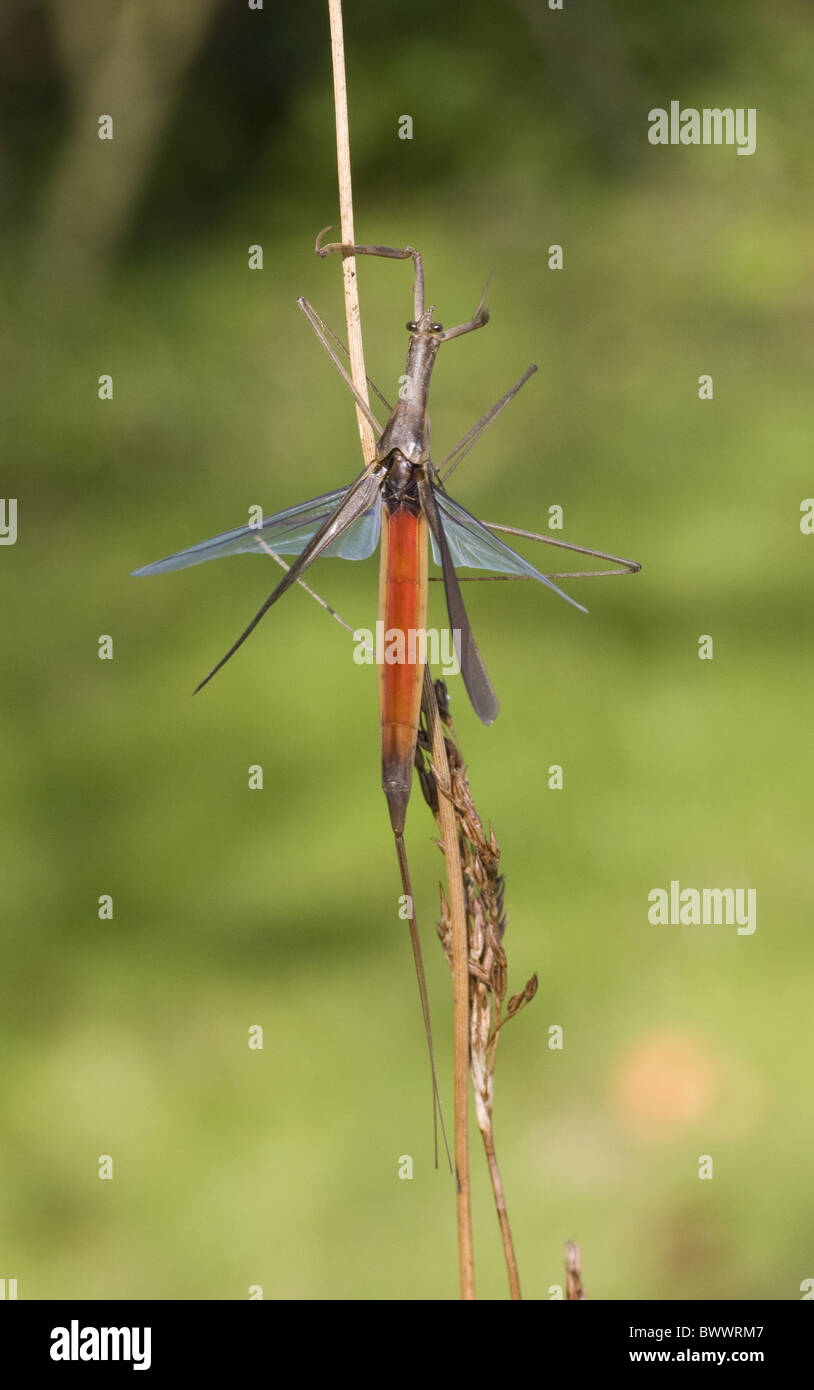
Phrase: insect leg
[
  {"left": 478, "top": 524, "right": 642, "bottom": 577},
  {"left": 296, "top": 297, "right": 392, "bottom": 414},
  {"left": 297, "top": 298, "right": 384, "bottom": 438},
  {"left": 436, "top": 365, "right": 538, "bottom": 483},
  {"left": 315, "top": 228, "right": 426, "bottom": 319}
]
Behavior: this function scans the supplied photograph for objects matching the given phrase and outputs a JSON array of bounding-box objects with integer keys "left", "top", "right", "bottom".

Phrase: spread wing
[
  {"left": 431, "top": 490, "right": 587, "bottom": 612},
  {"left": 191, "top": 470, "right": 384, "bottom": 692},
  {"left": 132, "top": 487, "right": 382, "bottom": 577}
]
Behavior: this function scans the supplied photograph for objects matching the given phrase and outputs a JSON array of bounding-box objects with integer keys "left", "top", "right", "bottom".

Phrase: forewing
[
  {"left": 418, "top": 476, "right": 499, "bottom": 725},
  {"left": 194, "top": 468, "right": 383, "bottom": 692},
  {"left": 432, "top": 490, "right": 587, "bottom": 613},
  {"left": 133, "top": 488, "right": 382, "bottom": 577}
]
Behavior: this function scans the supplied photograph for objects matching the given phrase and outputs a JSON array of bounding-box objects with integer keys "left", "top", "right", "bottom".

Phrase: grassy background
[{"left": 1, "top": 0, "right": 812, "bottom": 1299}]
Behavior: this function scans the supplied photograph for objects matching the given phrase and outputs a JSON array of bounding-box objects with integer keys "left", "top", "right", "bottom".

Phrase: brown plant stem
[
  {"left": 422, "top": 685, "right": 538, "bottom": 1300},
  {"left": 482, "top": 1127, "right": 520, "bottom": 1299},
  {"left": 327, "top": 0, "right": 377, "bottom": 469}
]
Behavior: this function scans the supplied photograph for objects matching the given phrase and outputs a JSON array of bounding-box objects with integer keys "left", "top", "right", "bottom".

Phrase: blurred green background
[{"left": 2, "top": 0, "right": 812, "bottom": 1300}]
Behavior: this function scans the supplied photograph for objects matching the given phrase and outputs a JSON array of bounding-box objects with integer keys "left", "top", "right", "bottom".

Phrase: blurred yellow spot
[{"left": 613, "top": 1029, "right": 722, "bottom": 1142}]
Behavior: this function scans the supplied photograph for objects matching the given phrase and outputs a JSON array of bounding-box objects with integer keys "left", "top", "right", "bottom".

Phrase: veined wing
[
  {"left": 432, "top": 490, "right": 587, "bottom": 613},
  {"left": 193, "top": 467, "right": 383, "bottom": 692},
  {"left": 132, "top": 487, "right": 382, "bottom": 576}
]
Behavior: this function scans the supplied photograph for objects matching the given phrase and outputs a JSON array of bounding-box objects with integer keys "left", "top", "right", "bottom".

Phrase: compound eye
[
  {"left": 431, "top": 321, "right": 444, "bottom": 333},
  {"left": 406, "top": 320, "right": 418, "bottom": 332}
]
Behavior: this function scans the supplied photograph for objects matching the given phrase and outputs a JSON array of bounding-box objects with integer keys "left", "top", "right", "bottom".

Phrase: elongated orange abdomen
[{"left": 378, "top": 505, "right": 428, "bottom": 834}]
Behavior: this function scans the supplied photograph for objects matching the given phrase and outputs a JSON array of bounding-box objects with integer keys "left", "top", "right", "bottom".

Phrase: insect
[
  {"left": 133, "top": 233, "right": 640, "bottom": 1146},
  {"left": 134, "top": 232, "right": 640, "bottom": 835}
]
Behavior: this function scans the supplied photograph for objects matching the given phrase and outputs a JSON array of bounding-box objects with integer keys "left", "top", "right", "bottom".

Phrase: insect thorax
[{"left": 381, "top": 449, "right": 422, "bottom": 515}]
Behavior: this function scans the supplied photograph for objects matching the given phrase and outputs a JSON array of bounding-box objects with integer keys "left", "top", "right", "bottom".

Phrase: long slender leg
[
  {"left": 253, "top": 537, "right": 366, "bottom": 635},
  {"left": 427, "top": 524, "right": 641, "bottom": 581},
  {"left": 439, "top": 270, "right": 493, "bottom": 342},
  {"left": 434, "top": 368, "right": 640, "bottom": 574},
  {"left": 315, "top": 227, "right": 425, "bottom": 319},
  {"left": 430, "top": 570, "right": 637, "bottom": 581},
  {"left": 193, "top": 467, "right": 382, "bottom": 693},
  {"left": 299, "top": 297, "right": 392, "bottom": 414},
  {"left": 481, "top": 524, "right": 641, "bottom": 575},
  {"left": 436, "top": 365, "right": 538, "bottom": 483},
  {"left": 297, "top": 298, "right": 383, "bottom": 439}
]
